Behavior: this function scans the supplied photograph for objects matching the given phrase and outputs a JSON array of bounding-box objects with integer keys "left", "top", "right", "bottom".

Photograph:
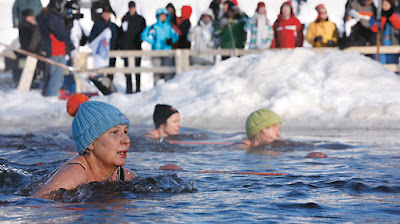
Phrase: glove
[
  {"left": 314, "top": 36, "right": 323, "bottom": 43},
  {"left": 382, "top": 6, "right": 394, "bottom": 18},
  {"left": 165, "top": 38, "right": 172, "bottom": 46},
  {"left": 327, "top": 40, "right": 336, "bottom": 47}
]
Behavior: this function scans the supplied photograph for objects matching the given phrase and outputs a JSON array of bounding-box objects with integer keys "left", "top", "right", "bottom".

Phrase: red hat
[
  {"left": 315, "top": 4, "right": 325, "bottom": 12},
  {"left": 256, "top": 2, "right": 266, "bottom": 12}
]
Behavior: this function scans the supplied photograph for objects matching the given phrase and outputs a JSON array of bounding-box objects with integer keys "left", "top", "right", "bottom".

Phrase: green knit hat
[{"left": 245, "top": 109, "right": 281, "bottom": 138}]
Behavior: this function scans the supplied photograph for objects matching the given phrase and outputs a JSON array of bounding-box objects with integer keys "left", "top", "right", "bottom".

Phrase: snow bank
[{"left": 2, "top": 49, "right": 400, "bottom": 132}]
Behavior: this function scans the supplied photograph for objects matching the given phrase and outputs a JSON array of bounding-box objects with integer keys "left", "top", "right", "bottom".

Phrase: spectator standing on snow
[
  {"left": 14, "top": 9, "right": 42, "bottom": 86},
  {"left": 38, "top": 0, "right": 69, "bottom": 97},
  {"left": 12, "top": 0, "right": 42, "bottom": 28},
  {"left": 272, "top": 1, "right": 303, "bottom": 48},
  {"left": 370, "top": 0, "right": 400, "bottom": 64},
  {"left": 214, "top": 2, "right": 248, "bottom": 59},
  {"left": 188, "top": 8, "right": 216, "bottom": 65},
  {"left": 177, "top": 5, "right": 193, "bottom": 49},
  {"left": 141, "top": 8, "right": 179, "bottom": 85},
  {"left": 245, "top": 2, "right": 274, "bottom": 50},
  {"left": 343, "top": 0, "right": 374, "bottom": 47},
  {"left": 306, "top": 4, "right": 339, "bottom": 47},
  {"left": 166, "top": 2, "right": 181, "bottom": 49},
  {"left": 88, "top": 6, "right": 118, "bottom": 82},
  {"left": 119, "top": 1, "right": 146, "bottom": 93}
]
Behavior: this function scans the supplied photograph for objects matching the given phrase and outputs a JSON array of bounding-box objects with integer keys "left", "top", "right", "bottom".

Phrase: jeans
[{"left": 43, "top": 55, "right": 66, "bottom": 97}]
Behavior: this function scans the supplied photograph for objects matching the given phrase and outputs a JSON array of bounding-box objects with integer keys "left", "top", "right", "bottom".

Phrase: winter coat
[
  {"left": 177, "top": 6, "right": 192, "bottom": 49},
  {"left": 18, "top": 20, "right": 42, "bottom": 57},
  {"left": 306, "top": 19, "right": 339, "bottom": 47},
  {"left": 38, "top": 9, "right": 68, "bottom": 57},
  {"left": 215, "top": 13, "right": 248, "bottom": 49},
  {"left": 273, "top": 4, "right": 303, "bottom": 48},
  {"left": 88, "top": 17, "right": 119, "bottom": 50},
  {"left": 245, "top": 13, "right": 274, "bottom": 49},
  {"left": 119, "top": 12, "right": 146, "bottom": 50},
  {"left": 141, "top": 9, "right": 179, "bottom": 50},
  {"left": 12, "top": 0, "right": 42, "bottom": 27}
]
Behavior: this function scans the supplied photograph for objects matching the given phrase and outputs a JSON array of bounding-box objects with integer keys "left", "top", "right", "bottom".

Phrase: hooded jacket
[
  {"left": 272, "top": 2, "right": 303, "bottom": 48},
  {"left": 306, "top": 16, "right": 339, "bottom": 47},
  {"left": 177, "top": 5, "right": 193, "bottom": 49},
  {"left": 141, "top": 8, "right": 179, "bottom": 50},
  {"left": 38, "top": 8, "right": 68, "bottom": 57}
]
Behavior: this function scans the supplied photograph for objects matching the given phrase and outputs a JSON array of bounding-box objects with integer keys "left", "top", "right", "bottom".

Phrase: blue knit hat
[{"left": 67, "top": 94, "right": 130, "bottom": 154}]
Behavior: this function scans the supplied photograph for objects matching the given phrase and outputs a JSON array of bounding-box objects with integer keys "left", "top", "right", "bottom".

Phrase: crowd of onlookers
[{"left": 10, "top": 0, "right": 400, "bottom": 97}]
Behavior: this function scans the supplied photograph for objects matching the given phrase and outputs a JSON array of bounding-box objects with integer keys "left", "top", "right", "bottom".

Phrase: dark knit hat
[
  {"left": 153, "top": 104, "right": 179, "bottom": 128},
  {"left": 128, "top": 1, "right": 135, "bottom": 8}
]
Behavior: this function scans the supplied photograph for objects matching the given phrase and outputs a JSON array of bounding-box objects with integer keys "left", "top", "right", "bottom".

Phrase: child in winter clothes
[
  {"left": 245, "top": 2, "right": 274, "bottom": 49},
  {"left": 306, "top": 4, "right": 339, "bottom": 47},
  {"left": 272, "top": 1, "right": 303, "bottom": 48}
]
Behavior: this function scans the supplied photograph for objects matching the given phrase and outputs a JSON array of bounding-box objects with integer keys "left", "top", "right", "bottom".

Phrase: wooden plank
[
  {"left": 17, "top": 56, "right": 37, "bottom": 91},
  {"left": 89, "top": 66, "right": 176, "bottom": 74},
  {"left": 383, "top": 64, "right": 398, "bottom": 72}
]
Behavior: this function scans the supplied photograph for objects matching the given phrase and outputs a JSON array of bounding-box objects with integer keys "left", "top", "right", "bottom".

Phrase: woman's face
[
  {"left": 318, "top": 8, "right": 328, "bottom": 20},
  {"left": 258, "top": 7, "right": 266, "bottom": 15},
  {"left": 202, "top": 14, "right": 212, "bottom": 24},
  {"left": 160, "top": 113, "right": 181, "bottom": 136},
  {"left": 260, "top": 123, "right": 281, "bottom": 144},
  {"left": 91, "top": 124, "right": 130, "bottom": 168},
  {"left": 382, "top": 0, "right": 392, "bottom": 11},
  {"left": 281, "top": 4, "right": 291, "bottom": 18}
]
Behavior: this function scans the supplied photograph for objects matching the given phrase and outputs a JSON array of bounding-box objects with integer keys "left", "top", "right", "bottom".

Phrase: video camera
[{"left": 64, "top": 0, "right": 84, "bottom": 21}]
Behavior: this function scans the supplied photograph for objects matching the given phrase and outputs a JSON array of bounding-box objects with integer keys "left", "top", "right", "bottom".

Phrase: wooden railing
[
  {"left": 1, "top": 46, "right": 399, "bottom": 92},
  {"left": 77, "top": 46, "right": 400, "bottom": 76}
]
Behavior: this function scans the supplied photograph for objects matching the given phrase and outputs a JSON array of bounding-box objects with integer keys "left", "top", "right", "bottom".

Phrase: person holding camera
[
  {"left": 306, "top": 4, "right": 339, "bottom": 47},
  {"left": 141, "top": 8, "right": 179, "bottom": 86}
]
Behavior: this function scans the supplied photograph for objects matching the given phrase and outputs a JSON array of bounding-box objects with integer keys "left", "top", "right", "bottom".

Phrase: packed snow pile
[{"left": 2, "top": 48, "right": 400, "bottom": 131}]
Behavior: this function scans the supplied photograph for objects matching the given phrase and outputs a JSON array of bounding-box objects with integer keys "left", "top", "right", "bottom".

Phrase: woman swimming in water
[
  {"left": 231, "top": 109, "right": 281, "bottom": 154},
  {"left": 143, "top": 104, "right": 181, "bottom": 141},
  {"left": 33, "top": 94, "right": 136, "bottom": 199}
]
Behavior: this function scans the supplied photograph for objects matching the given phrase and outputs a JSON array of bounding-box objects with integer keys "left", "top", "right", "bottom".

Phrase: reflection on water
[{"left": 0, "top": 128, "right": 399, "bottom": 223}]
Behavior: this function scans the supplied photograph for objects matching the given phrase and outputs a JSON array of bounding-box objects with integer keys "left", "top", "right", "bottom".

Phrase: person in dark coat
[
  {"left": 14, "top": 9, "right": 42, "bottom": 86},
  {"left": 177, "top": 5, "right": 192, "bottom": 49},
  {"left": 209, "top": 0, "right": 229, "bottom": 21},
  {"left": 88, "top": 6, "right": 118, "bottom": 82},
  {"left": 119, "top": 1, "right": 146, "bottom": 93},
  {"left": 37, "top": 0, "right": 69, "bottom": 97},
  {"left": 166, "top": 3, "right": 181, "bottom": 49}
]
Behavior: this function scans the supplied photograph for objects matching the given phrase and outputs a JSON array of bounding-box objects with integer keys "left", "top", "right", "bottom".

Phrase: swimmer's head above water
[{"left": 144, "top": 104, "right": 181, "bottom": 139}]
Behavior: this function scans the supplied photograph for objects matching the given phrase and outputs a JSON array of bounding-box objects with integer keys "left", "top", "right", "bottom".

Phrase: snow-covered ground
[{"left": 1, "top": 0, "right": 400, "bottom": 133}]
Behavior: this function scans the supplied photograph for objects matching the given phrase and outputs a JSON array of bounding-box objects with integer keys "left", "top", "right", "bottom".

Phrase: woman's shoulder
[
  {"left": 229, "top": 140, "right": 250, "bottom": 150},
  {"left": 142, "top": 129, "right": 160, "bottom": 139}
]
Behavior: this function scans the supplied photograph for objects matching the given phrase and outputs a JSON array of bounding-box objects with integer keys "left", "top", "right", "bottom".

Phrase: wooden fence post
[
  {"left": 73, "top": 52, "right": 88, "bottom": 93},
  {"left": 17, "top": 56, "right": 37, "bottom": 91},
  {"left": 175, "top": 49, "right": 183, "bottom": 74}
]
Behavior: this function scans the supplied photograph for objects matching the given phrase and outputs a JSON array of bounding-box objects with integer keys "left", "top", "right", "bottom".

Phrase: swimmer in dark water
[
  {"left": 33, "top": 94, "right": 136, "bottom": 199},
  {"left": 231, "top": 109, "right": 281, "bottom": 155},
  {"left": 143, "top": 104, "right": 181, "bottom": 140}
]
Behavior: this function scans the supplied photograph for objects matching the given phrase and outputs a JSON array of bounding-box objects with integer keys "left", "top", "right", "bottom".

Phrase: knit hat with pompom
[{"left": 66, "top": 94, "right": 130, "bottom": 154}]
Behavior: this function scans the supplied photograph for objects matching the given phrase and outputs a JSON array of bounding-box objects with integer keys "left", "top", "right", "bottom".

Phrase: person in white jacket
[
  {"left": 245, "top": 2, "right": 274, "bottom": 50},
  {"left": 188, "top": 9, "right": 216, "bottom": 65}
]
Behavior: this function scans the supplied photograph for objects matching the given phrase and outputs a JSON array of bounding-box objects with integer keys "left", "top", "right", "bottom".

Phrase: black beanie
[
  {"left": 153, "top": 104, "right": 179, "bottom": 128},
  {"left": 22, "top": 9, "right": 34, "bottom": 18},
  {"left": 128, "top": 1, "right": 135, "bottom": 8}
]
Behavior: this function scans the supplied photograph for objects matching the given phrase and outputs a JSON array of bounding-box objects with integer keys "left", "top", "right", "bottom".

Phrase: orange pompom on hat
[{"left": 66, "top": 94, "right": 130, "bottom": 154}]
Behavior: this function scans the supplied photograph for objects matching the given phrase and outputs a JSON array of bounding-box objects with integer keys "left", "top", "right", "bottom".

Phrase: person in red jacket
[
  {"left": 177, "top": 5, "right": 192, "bottom": 49},
  {"left": 272, "top": 1, "right": 303, "bottom": 48}
]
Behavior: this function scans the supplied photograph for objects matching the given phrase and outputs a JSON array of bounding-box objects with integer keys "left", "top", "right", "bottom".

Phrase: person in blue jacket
[{"left": 141, "top": 8, "right": 179, "bottom": 85}]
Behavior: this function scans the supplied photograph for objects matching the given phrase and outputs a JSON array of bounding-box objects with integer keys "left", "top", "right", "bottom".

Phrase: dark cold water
[{"left": 0, "top": 127, "right": 399, "bottom": 223}]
